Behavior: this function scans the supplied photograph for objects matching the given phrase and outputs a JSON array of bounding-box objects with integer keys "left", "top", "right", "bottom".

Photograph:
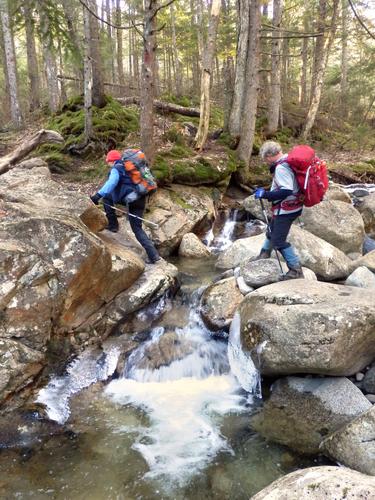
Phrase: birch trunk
[
  {"left": 23, "top": 0, "right": 40, "bottom": 112},
  {"left": 195, "top": 0, "right": 222, "bottom": 151},
  {"left": 302, "top": 0, "right": 339, "bottom": 139},
  {"left": 87, "top": 0, "right": 106, "bottom": 107},
  {"left": 140, "top": 0, "right": 157, "bottom": 164},
  {"left": 38, "top": 2, "right": 60, "bottom": 112},
  {"left": 267, "top": 0, "right": 283, "bottom": 135},
  {"left": 170, "top": 3, "right": 182, "bottom": 96},
  {"left": 228, "top": 0, "right": 250, "bottom": 137},
  {"left": 83, "top": 1, "right": 93, "bottom": 143},
  {"left": 0, "top": 0, "right": 22, "bottom": 127},
  {"left": 237, "top": 0, "right": 261, "bottom": 170}
]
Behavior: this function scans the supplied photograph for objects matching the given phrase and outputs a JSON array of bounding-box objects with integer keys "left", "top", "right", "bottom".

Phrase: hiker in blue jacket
[
  {"left": 254, "top": 141, "right": 303, "bottom": 280},
  {"left": 90, "top": 150, "right": 160, "bottom": 264}
]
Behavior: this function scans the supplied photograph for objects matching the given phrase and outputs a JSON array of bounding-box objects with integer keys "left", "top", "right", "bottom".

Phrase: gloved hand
[
  {"left": 90, "top": 193, "right": 102, "bottom": 205},
  {"left": 123, "top": 191, "right": 139, "bottom": 204},
  {"left": 254, "top": 188, "right": 266, "bottom": 199}
]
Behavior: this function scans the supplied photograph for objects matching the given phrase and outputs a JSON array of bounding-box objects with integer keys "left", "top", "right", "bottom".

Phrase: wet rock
[
  {"left": 251, "top": 466, "right": 375, "bottom": 500},
  {"left": 200, "top": 277, "right": 243, "bottom": 331},
  {"left": 363, "top": 235, "right": 375, "bottom": 254},
  {"left": 251, "top": 376, "right": 370, "bottom": 454},
  {"left": 345, "top": 266, "right": 375, "bottom": 288},
  {"left": 216, "top": 233, "right": 265, "bottom": 270},
  {"left": 353, "top": 188, "right": 370, "bottom": 197},
  {"left": 363, "top": 367, "right": 375, "bottom": 394},
  {"left": 352, "top": 249, "right": 375, "bottom": 273},
  {"left": 356, "top": 372, "right": 365, "bottom": 382},
  {"left": 324, "top": 184, "right": 352, "bottom": 203},
  {"left": 288, "top": 225, "right": 352, "bottom": 280},
  {"left": 298, "top": 200, "right": 365, "bottom": 255},
  {"left": 239, "top": 280, "right": 375, "bottom": 376},
  {"left": 240, "top": 259, "right": 281, "bottom": 288},
  {"left": 356, "top": 192, "right": 375, "bottom": 237},
  {"left": 136, "top": 331, "right": 195, "bottom": 370},
  {"left": 322, "top": 406, "right": 375, "bottom": 475},
  {"left": 178, "top": 232, "right": 211, "bottom": 258}
]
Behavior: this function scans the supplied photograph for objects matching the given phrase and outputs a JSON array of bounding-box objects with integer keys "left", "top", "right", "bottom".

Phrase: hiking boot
[
  {"left": 281, "top": 265, "right": 304, "bottom": 280},
  {"left": 145, "top": 256, "right": 161, "bottom": 264},
  {"left": 251, "top": 249, "right": 271, "bottom": 261}
]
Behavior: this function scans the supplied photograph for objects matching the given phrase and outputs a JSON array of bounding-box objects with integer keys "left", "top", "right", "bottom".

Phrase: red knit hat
[{"left": 106, "top": 150, "right": 121, "bottom": 162}]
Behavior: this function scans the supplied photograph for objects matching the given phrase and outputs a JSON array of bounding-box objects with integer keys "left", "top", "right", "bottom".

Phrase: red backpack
[{"left": 286, "top": 145, "right": 329, "bottom": 207}]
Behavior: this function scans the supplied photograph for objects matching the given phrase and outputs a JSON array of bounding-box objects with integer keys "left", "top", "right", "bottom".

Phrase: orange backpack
[{"left": 121, "top": 149, "right": 157, "bottom": 195}]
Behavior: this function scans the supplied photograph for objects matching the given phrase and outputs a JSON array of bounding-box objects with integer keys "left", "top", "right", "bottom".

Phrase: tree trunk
[
  {"left": 341, "top": 0, "right": 348, "bottom": 118},
  {"left": 23, "top": 0, "right": 40, "bottom": 112},
  {"left": 106, "top": 0, "right": 116, "bottom": 84},
  {"left": 300, "top": 15, "right": 309, "bottom": 107},
  {"left": 87, "top": 0, "right": 106, "bottom": 107},
  {"left": 140, "top": 0, "right": 157, "bottom": 164},
  {"left": 0, "top": 130, "right": 64, "bottom": 175},
  {"left": 237, "top": 0, "right": 261, "bottom": 170},
  {"left": 195, "top": 0, "right": 222, "bottom": 151},
  {"left": 170, "top": 3, "right": 182, "bottom": 96},
  {"left": 266, "top": 0, "right": 283, "bottom": 135},
  {"left": 190, "top": 0, "right": 200, "bottom": 93},
  {"left": 83, "top": 1, "right": 93, "bottom": 143},
  {"left": 0, "top": 0, "right": 22, "bottom": 127},
  {"left": 223, "top": 56, "right": 234, "bottom": 132},
  {"left": 61, "top": 0, "right": 83, "bottom": 81},
  {"left": 38, "top": 1, "right": 60, "bottom": 112},
  {"left": 116, "top": 0, "right": 125, "bottom": 86},
  {"left": 0, "top": 22, "right": 11, "bottom": 120},
  {"left": 302, "top": 0, "right": 339, "bottom": 139},
  {"left": 228, "top": 0, "right": 250, "bottom": 137}
]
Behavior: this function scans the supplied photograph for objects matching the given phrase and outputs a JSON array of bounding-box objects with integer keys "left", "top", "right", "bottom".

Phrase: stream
[{"left": 0, "top": 213, "right": 319, "bottom": 499}]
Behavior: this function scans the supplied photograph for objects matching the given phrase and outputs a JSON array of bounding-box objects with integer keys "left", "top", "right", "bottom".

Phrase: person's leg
[
  {"left": 253, "top": 219, "right": 273, "bottom": 260},
  {"left": 128, "top": 197, "right": 160, "bottom": 263},
  {"left": 102, "top": 195, "right": 119, "bottom": 232},
  {"left": 271, "top": 213, "right": 303, "bottom": 279}
]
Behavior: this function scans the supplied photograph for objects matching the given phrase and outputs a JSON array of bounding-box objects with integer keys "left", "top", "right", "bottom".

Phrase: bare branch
[{"left": 78, "top": 0, "right": 143, "bottom": 30}]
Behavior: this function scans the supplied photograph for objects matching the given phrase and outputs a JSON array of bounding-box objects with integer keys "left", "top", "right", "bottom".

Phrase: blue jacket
[{"left": 98, "top": 160, "right": 135, "bottom": 203}]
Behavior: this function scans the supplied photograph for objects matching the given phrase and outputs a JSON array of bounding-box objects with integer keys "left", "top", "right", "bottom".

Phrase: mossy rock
[{"left": 43, "top": 152, "right": 74, "bottom": 174}]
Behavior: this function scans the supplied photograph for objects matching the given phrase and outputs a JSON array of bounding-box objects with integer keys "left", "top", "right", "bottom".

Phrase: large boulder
[
  {"left": 251, "top": 377, "right": 371, "bottom": 454},
  {"left": 240, "top": 259, "right": 281, "bottom": 288},
  {"left": 324, "top": 183, "right": 352, "bottom": 203},
  {"left": 243, "top": 195, "right": 267, "bottom": 221},
  {"left": 200, "top": 277, "right": 244, "bottom": 331},
  {"left": 322, "top": 406, "right": 375, "bottom": 476},
  {"left": 251, "top": 466, "right": 375, "bottom": 500},
  {"left": 216, "top": 233, "right": 265, "bottom": 270},
  {"left": 351, "top": 249, "right": 375, "bottom": 273},
  {"left": 178, "top": 232, "right": 212, "bottom": 258},
  {"left": 298, "top": 200, "right": 365, "bottom": 254},
  {"left": 288, "top": 225, "right": 352, "bottom": 280},
  {"left": 345, "top": 266, "right": 375, "bottom": 289},
  {"left": 239, "top": 280, "right": 375, "bottom": 376},
  {"left": 356, "top": 192, "right": 375, "bottom": 237},
  {"left": 147, "top": 184, "right": 216, "bottom": 256}
]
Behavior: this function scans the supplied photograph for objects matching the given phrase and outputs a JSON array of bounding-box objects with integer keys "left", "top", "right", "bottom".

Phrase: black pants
[
  {"left": 103, "top": 195, "right": 160, "bottom": 262},
  {"left": 266, "top": 210, "right": 302, "bottom": 250}
]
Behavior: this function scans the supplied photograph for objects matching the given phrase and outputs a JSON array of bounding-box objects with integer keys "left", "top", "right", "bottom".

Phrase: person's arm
[
  {"left": 262, "top": 188, "right": 293, "bottom": 201},
  {"left": 98, "top": 168, "right": 120, "bottom": 196}
]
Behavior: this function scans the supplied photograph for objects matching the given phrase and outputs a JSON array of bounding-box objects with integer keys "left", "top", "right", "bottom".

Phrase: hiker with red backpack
[
  {"left": 254, "top": 141, "right": 329, "bottom": 279},
  {"left": 90, "top": 149, "right": 161, "bottom": 264}
]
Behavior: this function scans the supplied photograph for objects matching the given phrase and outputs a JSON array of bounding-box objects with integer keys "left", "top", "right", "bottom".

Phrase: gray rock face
[
  {"left": 251, "top": 376, "right": 371, "bottom": 454},
  {"left": 178, "top": 232, "right": 211, "bottom": 258},
  {"left": 200, "top": 277, "right": 244, "bottom": 331},
  {"left": 364, "top": 366, "right": 375, "bottom": 394},
  {"left": 147, "top": 184, "right": 215, "bottom": 256},
  {"left": 216, "top": 233, "right": 265, "bottom": 270},
  {"left": 240, "top": 259, "right": 281, "bottom": 288},
  {"left": 298, "top": 200, "right": 365, "bottom": 255},
  {"left": 288, "top": 225, "right": 352, "bottom": 280},
  {"left": 324, "top": 184, "right": 352, "bottom": 203},
  {"left": 322, "top": 406, "right": 375, "bottom": 476},
  {"left": 356, "top": 192, "right": 375, "bottom": 237},
  {"left": 251, "top": 466, "right": 375, "bottom": 500},
  {"left": 352, "top": 249, "right": 375, "bottom": 273},
  {"left": 239, "top": 280, "right": 375, "bottom": 376},
  {"left": 345, "top": 266, "right": 375, "bottom": 288},
  {"left": 243, "top": 194, "right": 267, "bottom": 221}
]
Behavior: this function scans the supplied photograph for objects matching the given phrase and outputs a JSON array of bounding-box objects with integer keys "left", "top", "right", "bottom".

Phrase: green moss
[
  {"left": 169, "top": 191, "right": 194, "bottom": 209},
  {"left": 43, "top": 152, "right": 73, "bottom": 174},
  {"left": 163, "top": 127, "right": 186, "bottom": 145},
  {"left": 168, "top": 144, "right": 194, "bottom": 158}
]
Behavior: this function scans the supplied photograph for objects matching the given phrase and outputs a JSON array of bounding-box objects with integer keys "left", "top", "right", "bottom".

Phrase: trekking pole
[
  {"left": 259, "top": 198, "right": 285, "bottom": 276},
  {"left": 100, "top": 202, "right": 159, "bottom": 229}
]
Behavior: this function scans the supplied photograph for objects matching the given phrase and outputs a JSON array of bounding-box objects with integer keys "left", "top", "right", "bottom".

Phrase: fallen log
[
  {"left": 116, "top": 97, "right": 201, "bottom": 117},
  {"left": 0, "top": 129, "right": 64, "bottom": 175}
]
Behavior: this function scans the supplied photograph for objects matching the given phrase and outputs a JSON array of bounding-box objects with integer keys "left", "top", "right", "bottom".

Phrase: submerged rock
[
  {"left": 239, "top": 280, "right": 375, "bottom": 376},
  {"left": 251, "top": 376, "right": 371, "bottom": 454},
  {"left": 251, "top": 466, "right": 375, "bottom": 499},
  {"left": 322, "top": 406, "right": 375, "bottom": 476}
]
